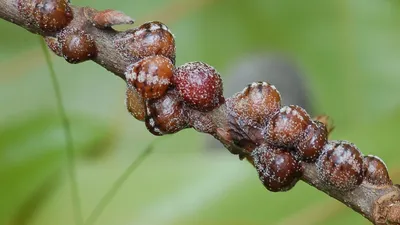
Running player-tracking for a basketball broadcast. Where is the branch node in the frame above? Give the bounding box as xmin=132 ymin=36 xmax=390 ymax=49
xmin=90 ymin=9 xmax=134 ymax=29
xmin=373 ymin=189 xmax=400 ymax=224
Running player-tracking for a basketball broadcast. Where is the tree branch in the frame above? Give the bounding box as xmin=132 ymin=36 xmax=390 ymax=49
xmin=0 ymin=0 xmax=132 ymax=78
xmin=1 ymin=1 xmax=399 ymax=224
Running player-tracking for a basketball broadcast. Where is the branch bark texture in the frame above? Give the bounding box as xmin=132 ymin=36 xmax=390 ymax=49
xmin=1 ymin=1 xmax=399 ymax=224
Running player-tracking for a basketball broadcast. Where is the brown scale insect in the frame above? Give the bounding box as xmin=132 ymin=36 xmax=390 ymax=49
xmin=125 ymin=55 xmax=174 ymax=99
xmin=228 ymin=81 xmax=281 ymax=127
xmin=317 ymin=140 xmax=364 ymax=191
xmin=173 ymin=62 xmax=224 ymax=112
xmin=363 ymin=155 xmax=392 ymax=186
xmin=295 ymin=120 xmax=328 ymax=162
xmin=125 ymin=87 xmax=146 ymax=121
xmin=253 ymin=145 xmax=303 ymax=192
xmin=218 ymin=82 xmax=281 ymax=156
xmin=18 ymin=0 xmax=73 ymax=33
xmin=58 ymin=29 xmax=97 ymax=63
xmin=266 ymin=105 xmax=311 ymax=147
xmin=144 ymin=91 xmax=188 ymax=136
xmin=116 ymin=21 xmax=176 ymax=63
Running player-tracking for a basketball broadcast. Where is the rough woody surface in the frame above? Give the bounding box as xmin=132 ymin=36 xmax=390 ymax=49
xmin=1 ymin=0 xmax=400 ymax=224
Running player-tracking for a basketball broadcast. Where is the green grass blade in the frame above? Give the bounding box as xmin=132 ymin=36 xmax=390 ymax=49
xmin=39 ymin=38 xmax=84 ymax=225
xmin=84 ymin=140 xmax=157 ymax=225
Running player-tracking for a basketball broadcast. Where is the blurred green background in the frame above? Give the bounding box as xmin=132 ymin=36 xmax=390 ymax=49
xmin=1 ymin=0 xmax=400 ymax=224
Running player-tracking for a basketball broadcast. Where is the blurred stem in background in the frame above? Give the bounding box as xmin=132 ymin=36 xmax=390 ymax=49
xmin=39 ymin=39 xmax=84 ymax=225
xmin=84 ymin=141 xmax=156 ymax=225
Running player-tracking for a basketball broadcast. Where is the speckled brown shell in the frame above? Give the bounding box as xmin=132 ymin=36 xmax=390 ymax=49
xmin=125 ymin=87 xmax=146 ymax=121
xmin=144 ymin=91 xmax=188 ymax=136
xmin=18 ymin=0 xmax=73 ymax=33
xmin=266 ymin=105 xmax=311 ymax=147
xmin=317 ymin=140 xmax=364 ymax=191
xmin=58 ymin=30 xmax=97 ymax=63
xmin=125 ymin=55 xmax=174 ymax=99
xmin=116 ymin=21 xmax=175 ymax=63
xmin=228 ymin=82 xmax=281 ymax=127
xmin=173 ymin=62 xmax=224 ymax=112
xmin=296 ymin=121 xmax=328 ymax=162
xmin=363 ymin=155 xmax=392 ymax=186
xmin=253 ymin=145 xmax=303 ymax=192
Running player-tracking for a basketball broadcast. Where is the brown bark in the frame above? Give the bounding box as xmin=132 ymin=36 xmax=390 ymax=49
xmin=1 ymin=1 xmax=399 ymax=224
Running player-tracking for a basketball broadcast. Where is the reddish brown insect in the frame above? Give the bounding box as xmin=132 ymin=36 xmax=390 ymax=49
xmin=173 ymin=62 xmax=224 ymax=112
xmin=266 ymin=105 xmax=311 ymax=147
xmin=58 ymin=29 xmax=97 ymax=63
xmin=228 ymin=82 xmax=281 ymax=127
xmin=253 ymin=145 xmax=303 ymax=192
xmin=296 ymin=121 xmax=328 ymax=162
xmin=317 ymin=140 xmax=364 ymax=191
xmin=125 ymin=55 xmax=174 ymax=99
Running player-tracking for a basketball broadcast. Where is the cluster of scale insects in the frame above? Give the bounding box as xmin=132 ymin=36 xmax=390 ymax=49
xmin=21 ymin=0 xmax=393 ymax=193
